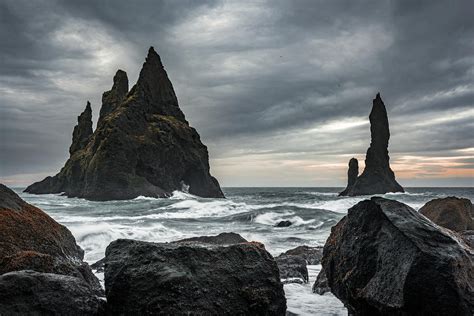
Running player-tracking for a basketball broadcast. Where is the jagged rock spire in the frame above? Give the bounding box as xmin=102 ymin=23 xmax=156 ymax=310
xmin=340 ymin=94 xmax=403 ymax=196
xmin=98 ymin=69 xmax=129 ymax=125
xmin=25 ymin=46 xmax=223 ymax=200
xmin=340 ymin=158 xmax=359 ymax=196
xmin=69 ymin=102 xmax=93 ymax=155
xmin=132 ymin=47 xmax=185 ymax=121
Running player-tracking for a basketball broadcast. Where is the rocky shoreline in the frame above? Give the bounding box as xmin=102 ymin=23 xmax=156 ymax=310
xmin=1 ymin=184 xmax=473 ymax=315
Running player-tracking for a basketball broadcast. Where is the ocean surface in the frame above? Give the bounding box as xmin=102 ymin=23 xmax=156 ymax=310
xmin=14 ymin=187 xmax=474 ymax=315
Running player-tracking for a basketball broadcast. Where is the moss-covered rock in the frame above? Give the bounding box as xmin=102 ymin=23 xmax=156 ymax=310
xmin=25 ymin=47 xmax=224 ymax=200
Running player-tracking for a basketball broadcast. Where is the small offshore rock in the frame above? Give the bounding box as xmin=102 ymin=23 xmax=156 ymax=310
xmin=275 ymin=220 xmax=293 ymax=227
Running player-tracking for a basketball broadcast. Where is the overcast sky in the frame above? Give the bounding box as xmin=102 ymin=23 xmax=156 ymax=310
xmin=1 ymin=0 xmax=473 ymax=187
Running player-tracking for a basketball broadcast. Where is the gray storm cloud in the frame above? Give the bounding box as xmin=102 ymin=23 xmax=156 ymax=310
xmin=0 ymin=0 xmax=473 ymax=186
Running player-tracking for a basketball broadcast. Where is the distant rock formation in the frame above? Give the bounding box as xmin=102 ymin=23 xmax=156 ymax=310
xmin=25 ymin=47 xmax=224 ymax=200
xmin=339 ymin=158 xmax=358 ymax=196
xmin=319 ymin=197 xmax=473 ymax=315
xmin=340 ymin=93 xmax=404 ymax=196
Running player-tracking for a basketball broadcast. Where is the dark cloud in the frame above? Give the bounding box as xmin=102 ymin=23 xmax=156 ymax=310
xmin=0 ymin=0 xmax=472 ymax=186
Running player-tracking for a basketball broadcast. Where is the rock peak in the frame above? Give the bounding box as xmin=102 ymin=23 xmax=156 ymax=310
xmin=69 ymin=102 xmax=93 ymax=155
xmin=340 ymin=94 xmax=403 ymax=196
xmin=134 ymin=47 xmax=185 ymax=121
xmin=98 ymin=70 xmax=129 ymax=125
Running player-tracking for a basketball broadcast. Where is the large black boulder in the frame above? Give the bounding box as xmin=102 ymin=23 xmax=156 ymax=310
xmin=320 ymin=197 xmax=473 ymax=315
xmin=0 ymin=270 xmax=105 ymax=315
xmin=104 ymin=238 xmax=286 ymax=315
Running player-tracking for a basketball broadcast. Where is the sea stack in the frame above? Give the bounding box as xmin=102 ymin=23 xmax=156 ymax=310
xmin=25 ymin=47 xmax=224 ymax=200
xmin=339 ymin=93 xmax=404 ymax=196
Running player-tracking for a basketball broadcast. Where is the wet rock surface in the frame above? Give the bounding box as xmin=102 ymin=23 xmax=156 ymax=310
xmin=0 ymin=184 xmax=101 ymax=295
xmin=320 ymin=197 xmax=473 ymax=315
xmin=176 ymin=232 xmax=248 ymax=245
xmin=0 ymin=270 xmax=105 ymax=315
xmin=275 ymin=254 xmax=308 ymax=284
xmin=312 ymin=267 xmax=330 ymax=295
xmin=25 ymin=47 xmax=224 ymax=200
xmin=275 ymin=220 xmax=293 ymax=227
xmin=104 ymin=238 xmax=286 ymax=315
xmin=280 ymin=245 xmax=323 ymax=265
xmin=419 ymin=196 xmax=474 ymax=232
xmin=340 ymin=94 xmax=404 ymax=196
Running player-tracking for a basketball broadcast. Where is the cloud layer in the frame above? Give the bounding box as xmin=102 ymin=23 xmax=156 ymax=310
xmin=1 ymin=0 xmax=473 ymax=186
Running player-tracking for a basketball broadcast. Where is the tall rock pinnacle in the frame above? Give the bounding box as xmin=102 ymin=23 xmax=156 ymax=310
xmin=98 ymin=69 xmax=128 ymax=125
xmin=25 ymin=47 xmax=224 ymax=200
xmin=69 ymin=101 xmax=93 ymax=155
xmin=340 ymin=93 xmax=404 ymax=196
xmin=132 ymin=47 xmax=185 ymax=121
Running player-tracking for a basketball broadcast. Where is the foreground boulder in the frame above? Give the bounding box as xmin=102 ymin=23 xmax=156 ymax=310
xmin=91 ymin=232 xmax=249 ymax=273
xmin=104 ymin=238 xmax=286 ymax=315
xmin=0 ymin=184 xmax=101 ymax=294
xmin=320 ymin=197 xmax=473 ymax=315
xmin=0 ymin=270 xmax=105 ymax=315
xmin=340 ymin=94 xmax=404 ymax=196
xmin=419 ymin=196 xmax=474 ymax=232
xmin=25 ymin=47 xmax=224 ymax=200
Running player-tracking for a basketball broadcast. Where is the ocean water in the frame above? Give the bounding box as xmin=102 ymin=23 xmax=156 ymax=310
xmin=14 ymin=187 xmax=474 ymax=315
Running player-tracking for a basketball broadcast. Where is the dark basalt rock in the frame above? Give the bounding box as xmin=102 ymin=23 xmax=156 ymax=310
xmin=104 ymin=238 xmax=286 ymax=315
xmin=280 ymin=245 xmax=323 ymax=265
xmin=98 ymin=69 xmax=128 ymax=126
xmin=419 ymin=196 xmax=474 ymax=232
xmin=0 ymin=270 xmax=105 ymax=315
xmin=25 ymin=47 xmax=224 ymax=200
xmin=275 ymin=254 xmax=308 ymax=284
xmin=312 ymin=267 xmax=330 ymax=295
xmin=320 ymin=197 xmax=473 ymax=315
xmin=69 ymin=101 xmax=93 ymax=155
xmin=339 ymin=158 xmax=358 ymax=196
xmin=340 ymin=94 xmax=404 ymax=196
xmin=0 ymin=184 xmax=102 ymax=295
xmin=176 ymin=232 xmax=248 ymax=245
xmin=275 ymin=220 xmax=293 ymax=227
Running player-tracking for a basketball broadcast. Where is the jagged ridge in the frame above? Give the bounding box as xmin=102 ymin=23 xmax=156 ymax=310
xmin=25 ymin=47 xmax=224 ymax=200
